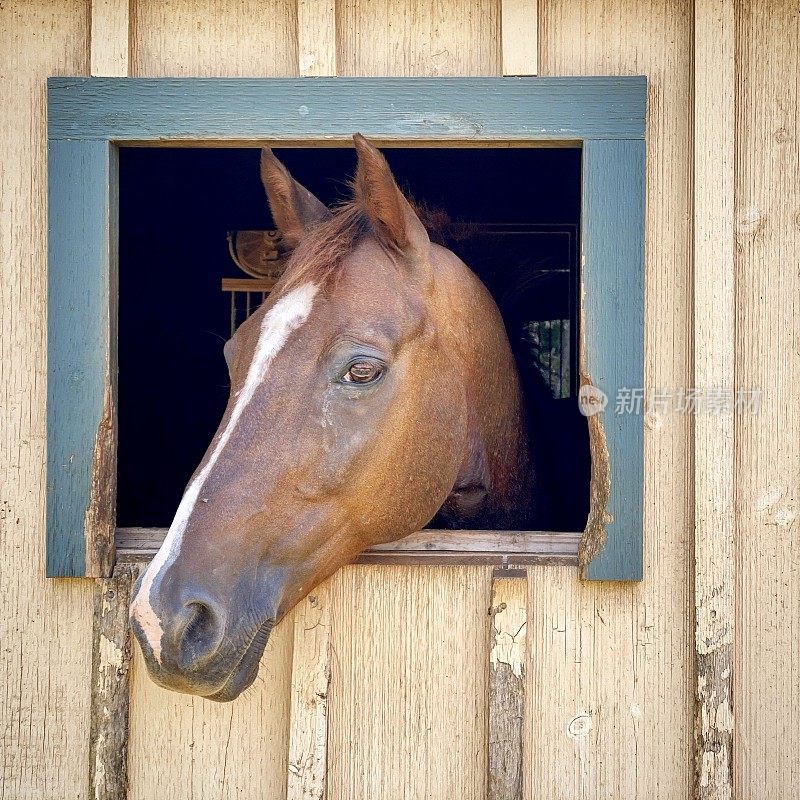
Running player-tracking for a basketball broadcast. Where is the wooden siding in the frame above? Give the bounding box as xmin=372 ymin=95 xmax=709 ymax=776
xmin=531 ymin=1 xmax=694 ymax=796
xmin=2 ymin=2 xmax=800 ymax=800
xmin=735 ymin=0 xmax=800 ymax=796
xmin=0 ymin=1 xmax=95 ymax=796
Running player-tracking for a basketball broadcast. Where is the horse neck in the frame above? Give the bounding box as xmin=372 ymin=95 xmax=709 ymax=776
xmin=432 ymin=247 xmax=535 ymax=527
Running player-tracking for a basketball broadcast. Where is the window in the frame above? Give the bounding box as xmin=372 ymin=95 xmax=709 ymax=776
xmin=46 ymin=77 xmax=645 ymax=580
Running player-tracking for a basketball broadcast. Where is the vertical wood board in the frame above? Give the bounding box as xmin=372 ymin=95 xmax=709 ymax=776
xmin=533 ymin=2 xmax=693 ymax=795
xmin=488 ymin=573 xmax=527 ymax=800
xmin=89 ymin=563 xmax=138 ymax=800
xmin=336 ymin=0 xmax=501 ymax=77
xmin=501 ymin=0 xmax=539 ymax=75
xmin=0 ymin=2 xmax=96 ymax=797
xmin=297 ymin=0 xmax=337 ymax=76
xmin=129 ymin=0 xmax=299 ymax=78
xmin=693 ymin=2 xmax=736 ymax=798
xmin=91 ymin=0 xmax=130 ymax=77
xmin=287 ymin=587 xmax=332 ymax=800
xmin=735 ymin=1 xmax=800 ymax=797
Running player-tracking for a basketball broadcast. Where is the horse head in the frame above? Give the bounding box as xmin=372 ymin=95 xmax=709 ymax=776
xmin=130 ymin=135 xmax=533 ymax=700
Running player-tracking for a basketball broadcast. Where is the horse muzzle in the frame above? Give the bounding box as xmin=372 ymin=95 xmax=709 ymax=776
xmin=130 ymin=572 xmax=279 ymax=701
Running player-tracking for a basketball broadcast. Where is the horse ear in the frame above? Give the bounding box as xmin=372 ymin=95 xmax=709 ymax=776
xmin=260 ymin=148 xmax=329 ymax=249
xmin=352 ymin=134 xmax=429 ymax=260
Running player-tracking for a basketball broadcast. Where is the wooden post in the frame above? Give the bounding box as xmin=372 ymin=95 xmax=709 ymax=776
xmin=501 ymin=0 xmax=538 ymax=76
xmin=487 ymin=569 xmax=527 ymax=800
xmin=693 ymin=2 xmax=735 ymax=799
xmin=91 ymin=0 xmax=129 ymax=77
xmin=297 ymin=0 xmax=337 ymax=77
xmin=89 ymin=563 xmax=138 ymax=800
xmin=287 ymin=589 xmax=332 ymax=800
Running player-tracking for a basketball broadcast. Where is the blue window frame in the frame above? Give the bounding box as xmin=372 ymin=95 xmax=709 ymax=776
xmin=46 ymin=77 xmax=645 ymax=580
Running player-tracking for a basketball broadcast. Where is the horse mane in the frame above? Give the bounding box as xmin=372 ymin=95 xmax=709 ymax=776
xmin=281 ymin=197 xmax=455 ymax=292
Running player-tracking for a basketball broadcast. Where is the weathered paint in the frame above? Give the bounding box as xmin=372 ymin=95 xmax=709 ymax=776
xmin=580 ymin=139 xmax=646 ymax=581
xmin=46 ymin=138 xmax=114 ymax=577
xmin=47 ymin=77 xmax=646 ymax=142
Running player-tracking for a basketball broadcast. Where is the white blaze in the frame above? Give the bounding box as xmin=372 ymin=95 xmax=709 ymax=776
xmin=130 ymin=283 xmax=318 ymax=663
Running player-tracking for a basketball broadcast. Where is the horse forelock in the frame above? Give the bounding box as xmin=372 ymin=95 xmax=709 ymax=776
xmin=280 ymin=198 xmax=451 ymax=293
xmin=281 ymin=202 xmax=371 ymax=292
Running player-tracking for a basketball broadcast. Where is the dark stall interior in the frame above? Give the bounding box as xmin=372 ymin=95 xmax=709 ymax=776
xmin=117 ymin=146 xmax=590 ymax=531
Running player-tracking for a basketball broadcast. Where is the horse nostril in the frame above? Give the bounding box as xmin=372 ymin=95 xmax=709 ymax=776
xmin=175 ymin=597 xmax=224 ymax=672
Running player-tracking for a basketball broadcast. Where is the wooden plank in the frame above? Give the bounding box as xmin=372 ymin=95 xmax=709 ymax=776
xmin=89 ymin=563 xmax=138 ymax=800
xmin=221 ymin=277 xmax=277 ymax=292
xmin=128 ymin=613 xmax=295 ymax=799
xmin=336 ymin=0 xmax=500 ymax=77
xmin=47 ymin=139 xmax=116 ymax=577
xmin=129 ymin=0 xmax=298 ymax=79
xmin=488 ymin=571 xmax=527 ymax=800
xmin=693 ymin=2 xmax=735 ymax=799
xmin=115 ymin=527 xmax=581 ymax=565
xmin=533 ymin=1 xmax=693 ymax=795
xmin=47 ymin=77 xmax=647 ymax=142
xmin=735 ymin=2 xmax=800 ymax=798
xmin=91 ymin=0 xmax=130 ymax=77
xmin=287 ymin=586 xmax=332 ymax=800
xmin=501 ymin=0 xmax=538 ymax=76
xmin=297 ymin=0 xmax=337 ymax=77
xmin=580 ymin=139 xmax=646 ymax=581
xmin=0 ymin=3 xmax=95 ymax=795
xmin=327 ymin=565 xmax=492 ymax=799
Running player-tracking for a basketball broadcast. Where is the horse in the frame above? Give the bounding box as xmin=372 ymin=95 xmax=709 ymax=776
xmin=129 ymin=134 xmax=544 ymax=701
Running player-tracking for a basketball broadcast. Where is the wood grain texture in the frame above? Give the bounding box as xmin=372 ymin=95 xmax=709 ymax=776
xmin=129 ymin=0 xmax=298 ymax=77
xmin=0 ymin=1 xmax=95 ymax=797
xmin=298 ymin=0 xmax=337 ymax=76
xmin=580 ymin=139 xmax=645 ymax=581
xmin=336 ymin=0 xmax=501 ymax=77
xmin=116 ymin=527 xmax=581 ymax=565
xmin=127 ymin=614 xmax=295 ymax=799
xmin=693 ymin=2 xmax=735 ymax=798
xmin=46 ymin=139 xmax=115 ymax=577
xmin=488 ymin=574 xmax=527 ymax=800
xmin=47 ymin=76 xmax=648 ymax=143
xmin=501 ymin=0 xmax=538 ymax=76
xmin=532 ymin=0 xmax=694 ymax=794
xmin=287 ymin=586 xmax=332 ymax=800
xmin=735 ymin=1 xmax=800 ymax=797
xmin=91 ymin=0 xmax=129 ymax=76
xmin=89 ymin=563 xmax=138 ymax=800
xmin=326 ymin=565 xmax=492 ymax=800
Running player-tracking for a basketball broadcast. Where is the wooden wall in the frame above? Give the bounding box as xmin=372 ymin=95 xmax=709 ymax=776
xmin=0 ymin=3 xmax=96 ymax=796
xmin=735 ymin=1 xmax=800 ymax=796
xmin=0 ymin=1 xmax=798 ymax=798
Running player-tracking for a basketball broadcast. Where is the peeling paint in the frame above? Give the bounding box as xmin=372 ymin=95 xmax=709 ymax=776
xmin=84 ymin=379 xmax=116 ymax=577
xmin=489 ymin=599 xmax=526 ymax=680
xmin=577 ymin=372 xmax=612 ymax=574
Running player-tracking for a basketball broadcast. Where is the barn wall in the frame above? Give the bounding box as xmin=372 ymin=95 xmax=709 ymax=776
xmin=2 ymin=1 xmax=799 ymax=798
xmin=529 ymin=2 xmax=694 ymax=796
xmin=0 ymin=3 xmax=95 ymax=798
xmin=735 ymin=1 xmax=800 ymax=795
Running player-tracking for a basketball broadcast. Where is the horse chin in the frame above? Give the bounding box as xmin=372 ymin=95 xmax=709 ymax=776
xmin=203 ymin=618 xmax=275 ymax=702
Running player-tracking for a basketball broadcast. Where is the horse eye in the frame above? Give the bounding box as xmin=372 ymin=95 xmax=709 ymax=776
xmin=342 ymin=361 xmax=382 ymax=384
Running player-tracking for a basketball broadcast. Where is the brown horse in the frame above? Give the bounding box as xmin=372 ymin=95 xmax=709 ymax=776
xmin=129 ymin=135 xmax=540 ymax=700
